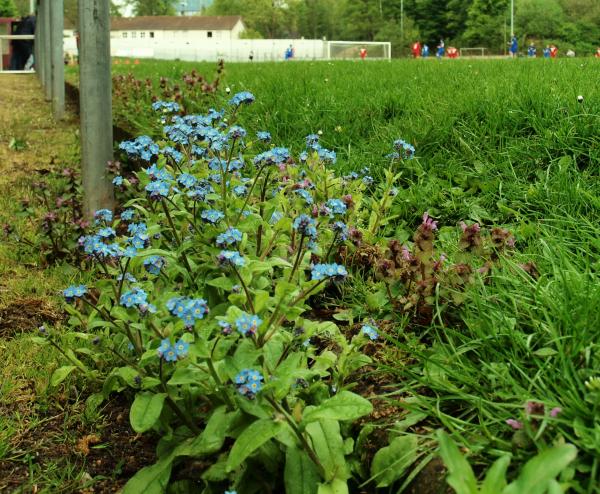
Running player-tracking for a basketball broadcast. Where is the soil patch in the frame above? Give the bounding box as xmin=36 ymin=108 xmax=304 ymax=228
xmin=0 ymin=395 xmax=156 ymax=493
xmin=0 ymin=297 xmax=63 ymax=338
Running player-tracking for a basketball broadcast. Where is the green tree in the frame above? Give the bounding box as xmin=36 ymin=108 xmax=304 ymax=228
xmin=125 ymin=0 xmax=176 ymax=16
xmin=13 ymin=0 xmax=32 ymax=15
xmin=290 ymin=0 xmax=347 ymax=40
xmin=516 ymin=0 xmax=565 ymax=39
xmin=463 ymin=0 xmax=506 ymax=50
xmin=339 ymin=0 xmax=382 ymax=40
xmin=375 ymin=17 xmax=420 ymax=57
xmin=0 ymin=0 xmax=18 ymax=17
xmin=405 ymin=0 xmax=463 ymax=47
xmin=207 ymin=0 xmax=294 ymax=38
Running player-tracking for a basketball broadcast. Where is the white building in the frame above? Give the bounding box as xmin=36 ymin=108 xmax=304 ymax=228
xmin=110 ymin=15 xmax=245 ymax=43
xmin=64 ymin=16 xmax=245 ymax=57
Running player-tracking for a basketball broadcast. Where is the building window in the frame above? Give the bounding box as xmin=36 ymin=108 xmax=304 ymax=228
xmin=207 ymin=31 xmax=213 ymax=38
xmin=150 ymin=32 xmax=155 ymax=38
xmin=140 ymin=32 xmax=145 ymax=38
xmin=122 ymin=32 xmax=127 ymax=38
xmin=131 ymin=31 xmax=137 ymax=38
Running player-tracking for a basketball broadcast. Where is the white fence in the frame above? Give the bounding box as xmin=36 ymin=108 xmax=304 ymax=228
xmin=63 ymin=37 xmax=390 ymax=62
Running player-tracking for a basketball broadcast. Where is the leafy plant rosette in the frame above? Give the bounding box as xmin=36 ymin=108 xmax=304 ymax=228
xmin=51 ymin=93 xmax=424 ymax=493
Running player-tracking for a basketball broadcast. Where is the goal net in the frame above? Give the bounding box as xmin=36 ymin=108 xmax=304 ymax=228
xmin=327 ymin=41 xmax=391 ymax=60
xmin=459 ymin=47 xmax=487 ymax=57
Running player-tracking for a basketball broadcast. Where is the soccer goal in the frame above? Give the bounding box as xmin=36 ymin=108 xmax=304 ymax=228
xmin=459 ymin=47 xmax=487 ymax=57
xmin=326 ymin=41 xmax=392 ymax=60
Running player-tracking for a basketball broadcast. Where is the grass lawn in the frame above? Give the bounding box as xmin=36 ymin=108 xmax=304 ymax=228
xmin=12 ymin=58 xmax=600 ymax=491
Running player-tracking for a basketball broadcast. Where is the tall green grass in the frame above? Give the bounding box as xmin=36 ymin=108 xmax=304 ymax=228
xmin=67 ymin=58 xmax=600 ymax=490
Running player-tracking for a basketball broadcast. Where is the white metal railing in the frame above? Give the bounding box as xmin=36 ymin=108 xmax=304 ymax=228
xmin=0 ymin=35 xmax=35 ymax=73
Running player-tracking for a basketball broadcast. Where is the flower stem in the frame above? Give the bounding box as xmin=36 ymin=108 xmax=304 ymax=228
xmin=232 ymin=266 xmax=255 ymax=313
xmin=288 ymin=234 xmax=306 ymax=282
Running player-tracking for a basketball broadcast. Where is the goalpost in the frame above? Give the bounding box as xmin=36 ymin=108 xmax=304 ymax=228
xmin=459 ymin=47 xmax=487 ymax=58
xmin=326 ymin=41 xmax=392 ymax=60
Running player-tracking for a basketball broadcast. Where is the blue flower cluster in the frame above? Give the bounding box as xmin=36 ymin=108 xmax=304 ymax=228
xmin=187 ymin=180 xmax=214 ymax=201
xmin=80 ymin=234 xmax=122 ymax=258
xmin=306 ymin=133 xmax=320 ymax=149
xmin=145 ymin=179 xmax=171 ymax=199
xmin=98 ymin=227 xmax=116 ymax=238
xmin=63 ymin=284 xmax=87 ymax=302
xmin=143 ymin=255 xmax=166 ymax=275
xmin=392 ymin=138 xmax=416 ymax=160
xmin=119 ymin=136 xmax=159 ymax=161
xmin=295 ymin=189 xmax=313 ymax=205
xmin=256 ymin=131 xmax=271 ymax=142
xmin=152 ymin=101 xmax=180 ymax=113
xmin=157 ymin=338 xmax=189 ymax=362
xmin=269 ymin=211 xmax=284 ymax=224
xmin=127 ymin=222 xmax=149 ymax=251
xmin=94 ymin=209 xmax=113 ymax=224
xmin=177 ymin=173 xmax=197 ymax=189
xmin=218 ymin=250 xmax=245 ymax=268
xmin=167 ymin=297 xmax=209 ymax=327
xmin=332 ymin=221 xmax=349 ymax=241
xmin=216 ymin=227 xmax=243 ymax=247
xmin=325 ymin=198 xmax=347 ymax=217
xmin=161 ymin=146 xmax=183 ymax=163
xmin=201 ymin=209 xmax=224 ymax=224
xmin=121 ymin=209 xmax=135 ymax=221
xmin=229 ymin=91 xmax=255 ymax=107
xmin=112 ymin=176 xmax=123 ymax=186
xmin=311 ymin=263 xmax=348 ymax=281
xmin=227 ymin=125 xmax=247 ymax=140
xmin=234 ymin=369 xmax=264 ymax=398
xmin=209 ymin=157 xmax=244 ymax=173
xmin=361 ymin=324 xmax=379 ymax=340
xmin=253 ymin=147 xmax=291 ymax=167
xmin=293 ymin=214 xmax=317 ymax=239
xmin=235 ymin=313 xmax=262 ymax=337
xmin=145 ymin=164 xmax=173 ymax=182
xmin=120 ymin=287 xmax=149 ymax=308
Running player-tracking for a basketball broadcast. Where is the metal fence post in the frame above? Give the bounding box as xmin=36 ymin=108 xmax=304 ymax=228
xmin=78 ymin=0 xmax=114 ymax=217
xmin=35 ymin=0 xmax=43 ymax=83
xmin=50 ymin=0 xmax=64 ymax=119
xmin=42 ymin=0 xmax=51 ymax=100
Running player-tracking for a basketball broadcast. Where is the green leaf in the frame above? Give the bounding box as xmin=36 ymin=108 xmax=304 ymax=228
xmin=284 ymin=446 xmax=320 ymax=494
xmin=202 ymin=458 xmax=229 ymax=481
xmin=29 ymin=336 xmax=50 ymax=345
xmin=186 ymin=406 xmax=231 ymax=455
xmin=50 ymin=365 xmax=77 ymax=387
xmin=306 ymin=419 xmax=349 ymax=481
xmin=437 ymin=430 xmax=478 ymax=494
xmin=302 ymin=391 xmax=373 ymax=424
xmin=207 ymin=276 xmax=235 ymax=291
xmin=84 ymin=392 xmax=105 ymax=420
xmin=481 ymin=455 xmax=510 ymax=494
xmin=122 ymin=457 xmax=172 ymax=494
xmin=503 ymin=444 xmax=577 ymax=494
xmin=533 ymin=347 xmax=557 ymax=357
xmin=130 ymin=392 xmax=167 ymax=433
xmin=370 ymin=435 xmax=418 ymax=487
xmin=167 ymin=366 xmax=205 ymax=386
xmin=254 ymin=290 xmax=271 ymax=313
xmin=226 ymin=418 xmax=284 ymax=471
xmin=115 ymin=366 xmax=141 ymax=387
xmin=317 ymin=478 xmax=349 ymax=494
